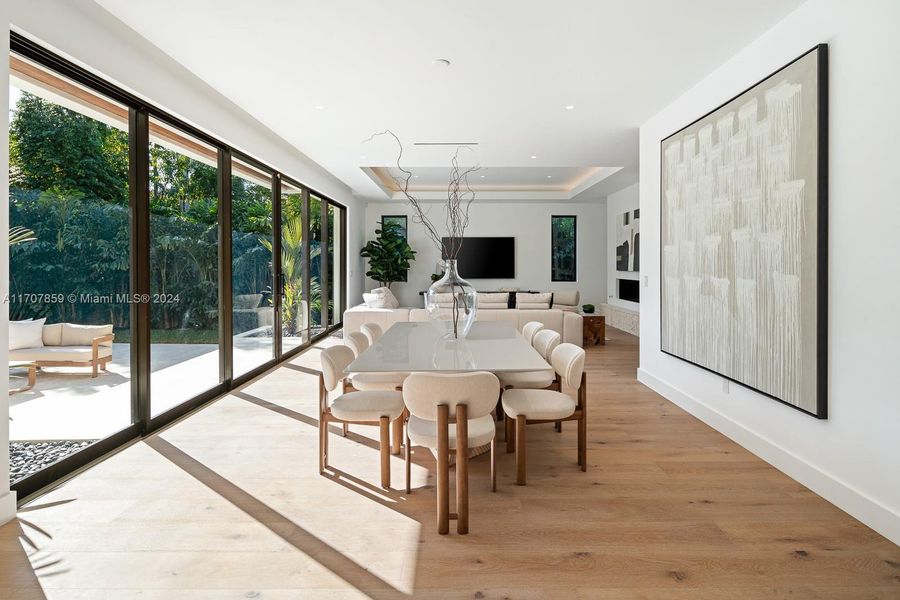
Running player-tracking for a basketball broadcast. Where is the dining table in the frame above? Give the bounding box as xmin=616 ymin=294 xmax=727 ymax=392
xmin=346 ymin=320 xmax=552 ymax=375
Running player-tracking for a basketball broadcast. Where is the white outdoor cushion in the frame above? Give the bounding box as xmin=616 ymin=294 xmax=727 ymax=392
xmin=42 ymin=323 xmax=63 ymax=346
xmin=553 ymin=291 xmax=580 ymax=307
xmin=9 ymin=318 xmax=46 ymax=351
xmin=350 ymin=371 xmax=409 ymax=391
xmin=330 ymin=391 xmax=404 ymax=422
xmin=60 ymin=323 xmax=113 ymax=346
xmin=502 ymin=388 xmax=576 ymax=420
xmin=516 ymin=292 xmax=552 ymax=309
xmin=10 ymin=345 xmax=113 ymax=362
xmin=498 ymin=370 xmax=555 ymax=390
xmin=407 ymin=414 xmax=496 ymax=450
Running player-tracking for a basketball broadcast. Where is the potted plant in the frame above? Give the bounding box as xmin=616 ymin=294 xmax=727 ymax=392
xmin=582 ymin=303 xmax=595 ymax=314
xmin=360 ymin=220 xmax=416 ymax=289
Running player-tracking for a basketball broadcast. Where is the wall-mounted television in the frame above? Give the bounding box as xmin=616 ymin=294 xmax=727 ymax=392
xmin=442 ymin=237 xmax=515 ymax=279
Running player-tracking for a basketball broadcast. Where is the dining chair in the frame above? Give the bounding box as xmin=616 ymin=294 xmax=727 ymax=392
xmin=318 ymin=345 xmax=405 ymax=488
xmin=403 ymin=371 xmax=500 ymax=535
xmin=501 ymin=343 xmax=587 ymax=485
xmin=521 ymin=321 xmax=544 ymax=345
xmin=343 ymin=328 xmax=407 ymax=452
xmin=360 ymin=322 xmax=383 ymax=345
xmin=497 ymin=329 xmax=561 ymax=392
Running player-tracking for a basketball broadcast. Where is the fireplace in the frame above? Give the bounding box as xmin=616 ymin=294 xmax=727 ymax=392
xmin=618 ymin=279 xmax=640 ymax=303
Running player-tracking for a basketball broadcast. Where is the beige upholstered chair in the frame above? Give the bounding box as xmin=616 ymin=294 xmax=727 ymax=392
xmin=501 ymin=343 xmax=587 ymax=485
xmin=342 ymin=328 xmax=407 ymax=450
xmin=521 ymin=321 xmax=544 ymax=345
xmin=403 ymin=371 xmax=500 ymax=535
xmin=497 ymin=329 xmax=561 ymax=391
xmin=319 ymin=345 xmax=405 ymax=488
xmin=360 ymin=322 xmax=383 ymax=345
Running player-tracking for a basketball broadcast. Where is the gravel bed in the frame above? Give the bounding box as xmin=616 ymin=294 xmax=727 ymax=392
xmin=10 ymin=440 xmax=96 ymax=482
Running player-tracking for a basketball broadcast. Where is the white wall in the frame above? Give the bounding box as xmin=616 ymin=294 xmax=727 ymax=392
xmin=363 ymin=201 xmax=606 ymax=309
xmin=639 ymin=0 xmax=900 ymax=545
xmin=606 ymin=183 xmax=640 ymax=310
xmin=7 ymin=0 xmax=366 ymax=307
xmin=0 ymin=1 xmax=16 ymax=524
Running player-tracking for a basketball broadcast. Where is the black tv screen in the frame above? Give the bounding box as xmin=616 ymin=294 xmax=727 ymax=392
xmin=442 ymin=237 xmax=515 ymax=279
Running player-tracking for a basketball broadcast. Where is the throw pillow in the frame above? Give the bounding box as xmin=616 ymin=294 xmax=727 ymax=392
xmin=10 ymin=317 xmax=46 ymax=351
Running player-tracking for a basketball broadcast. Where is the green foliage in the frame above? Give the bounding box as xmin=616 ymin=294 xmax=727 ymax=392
xmin=10 ymin=92 xmax=128 ymax=203
xmin=581 ymin=304 xmax=595 ymax=314
xmin=360 ymin=220 xmax=416 ymax=288
xmin=9 ymin=225 xmax=36 ymax=246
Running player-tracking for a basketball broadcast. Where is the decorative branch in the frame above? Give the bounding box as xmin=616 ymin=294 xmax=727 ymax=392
xmin=364 ymin=130 xmax=479 ymax=261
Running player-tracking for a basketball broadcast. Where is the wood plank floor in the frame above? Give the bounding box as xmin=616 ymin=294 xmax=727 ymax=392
xmin=1 ymin=328 xmax=898 ymax=599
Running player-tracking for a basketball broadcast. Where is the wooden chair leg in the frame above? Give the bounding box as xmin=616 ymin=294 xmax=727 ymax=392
xmin=405 ymin=422 xmax=411 ymax=494
xmin=456 ymin=404 xmax=469 ymax=535
xmin=490 ymin=437 xmax=497 ymax=492
xmin=91 ymin=361 xmax=98 ymax=378
xmin=391 ymin=414 xmax=402 ymax=455
xmin=319 ymin=414 xmax=328 ymax=474
xmin=437 ymin=405 xmax=450 ymax=535
xmin=342 ymin=423 xmax=349 ymax=437
xmin=579 ymin=415 xmax=587 ymax=472
xmin=379 ymin=416 xmax=391 ymax=488
xmin=515 ymin=415 xmax=527 ymax=486
xmin=505 ymin=416 xmax=515 ymax=453
xmin=556 ymin=421 xmax=562 ymax=433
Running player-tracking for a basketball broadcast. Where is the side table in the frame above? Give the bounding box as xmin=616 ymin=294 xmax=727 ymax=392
xmin=581 ymin=314 xmax=606 ymax=346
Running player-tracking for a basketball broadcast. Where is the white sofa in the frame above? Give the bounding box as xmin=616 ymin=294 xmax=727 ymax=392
xmin=10 ymin=322 xmax=115 ymax=377
xmin=344 ymin=305 xmax=583 ymax=347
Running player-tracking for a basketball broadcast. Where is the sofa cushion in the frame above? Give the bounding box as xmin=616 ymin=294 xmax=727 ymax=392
xmin=516 ymin=292 xmax=552 ymax=309
xmin=477 ymin=292 xmax=509 ymax=310
xmin=10 ymin=318 xmax=46 ymax=351
xmin=42 ymin=322 xmax=63 ymax=346
xmin=363 ymin=287 xmax=400 ymax=309
xmin=10 ymin=345 xmax=113 ymax=362
xmin=343 ymin=305 xmax=411 ymax=334
xmin=60 ymin=323 xmax=114 ymax=347
xmin=552 ymin=290 xmax=580 ymax=307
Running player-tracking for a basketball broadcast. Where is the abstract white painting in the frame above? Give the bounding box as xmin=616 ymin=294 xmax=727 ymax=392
xmin=660 ymin=45 xmax=827 ymax=418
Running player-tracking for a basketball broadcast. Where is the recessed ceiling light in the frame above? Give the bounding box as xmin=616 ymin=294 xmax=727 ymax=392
xmin=480 ymin=175 xmax=485 ymax=178
xmin=413 ymin=175 xmax=419 ymax=178
xmin=547 ymin=175 xmax=553 ymax=179
xmin=432 ymin=58 xmax=451 ymax=68
xmin=360 ymin=155 xmax=367 ymax=159
xmin=565 ymin=105 xmax=575 ymax=110
xmin=531 ymin=155 xmax=537 ymax=159
xmin=315 ymin=105 xmax=325 ymax=110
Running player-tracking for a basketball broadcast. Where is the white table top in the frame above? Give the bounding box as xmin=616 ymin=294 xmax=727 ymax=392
xmin=347 ymin=321 xmax=552 ymax=374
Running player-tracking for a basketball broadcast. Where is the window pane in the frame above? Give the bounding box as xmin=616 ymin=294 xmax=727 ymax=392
xmin=281 ymin=180 xmax=307 ymax=351
xmin=551 ymin=216 xmax=577 ymax=282
xmin=309 ymin=195 xmax=325 ymax=336
xmin=8 ymin=55 xmax=132 ymax=481
xmin=232 ymin=157 xmax=275 ymax=376
xmin=149 ymin=118 xmax=221 ymax=416
xmin=329 ymin=204 xmax=343 ymax=322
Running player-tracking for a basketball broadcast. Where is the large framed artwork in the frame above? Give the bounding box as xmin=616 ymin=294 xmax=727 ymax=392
xmin=616 ymin=209 xmax=640 ymax=272
xmin=660 ymin=44 xmax=828 ymax=418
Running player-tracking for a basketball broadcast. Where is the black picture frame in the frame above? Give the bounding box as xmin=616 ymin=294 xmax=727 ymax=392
xmin=659 ymin=44 xmax=828 ymax=419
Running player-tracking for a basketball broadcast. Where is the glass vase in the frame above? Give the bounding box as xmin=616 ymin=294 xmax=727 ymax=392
xmin=425 ymin=259 xmax=478 ymax=339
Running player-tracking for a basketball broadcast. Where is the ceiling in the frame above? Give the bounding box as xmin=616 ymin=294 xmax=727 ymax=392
xmin=96 ymin=0 xmax=805 ymax=202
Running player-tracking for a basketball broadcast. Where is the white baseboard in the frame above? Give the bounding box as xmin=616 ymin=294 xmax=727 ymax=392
xmin=637 ymin=368 xmax=900 ymax=547
xmin=0 ymin=490 xmax=16 ymax=525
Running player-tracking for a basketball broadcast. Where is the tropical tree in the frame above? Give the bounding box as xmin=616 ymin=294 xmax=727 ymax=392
xmin=260 ymin=214 xmax=320 ymax=335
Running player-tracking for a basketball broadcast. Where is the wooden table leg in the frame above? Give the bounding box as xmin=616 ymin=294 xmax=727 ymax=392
xmin=599 ymin=317 xmax=606 ymax=346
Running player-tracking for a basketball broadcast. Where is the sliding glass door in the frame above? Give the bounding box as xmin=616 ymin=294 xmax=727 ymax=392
xmin=8 ymin=33 xmax=349 ymax=500
xmin=231 ymin=156 xmax=275 ymax=378
xmin=148 ymin=118 xmax=222 ymax=416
